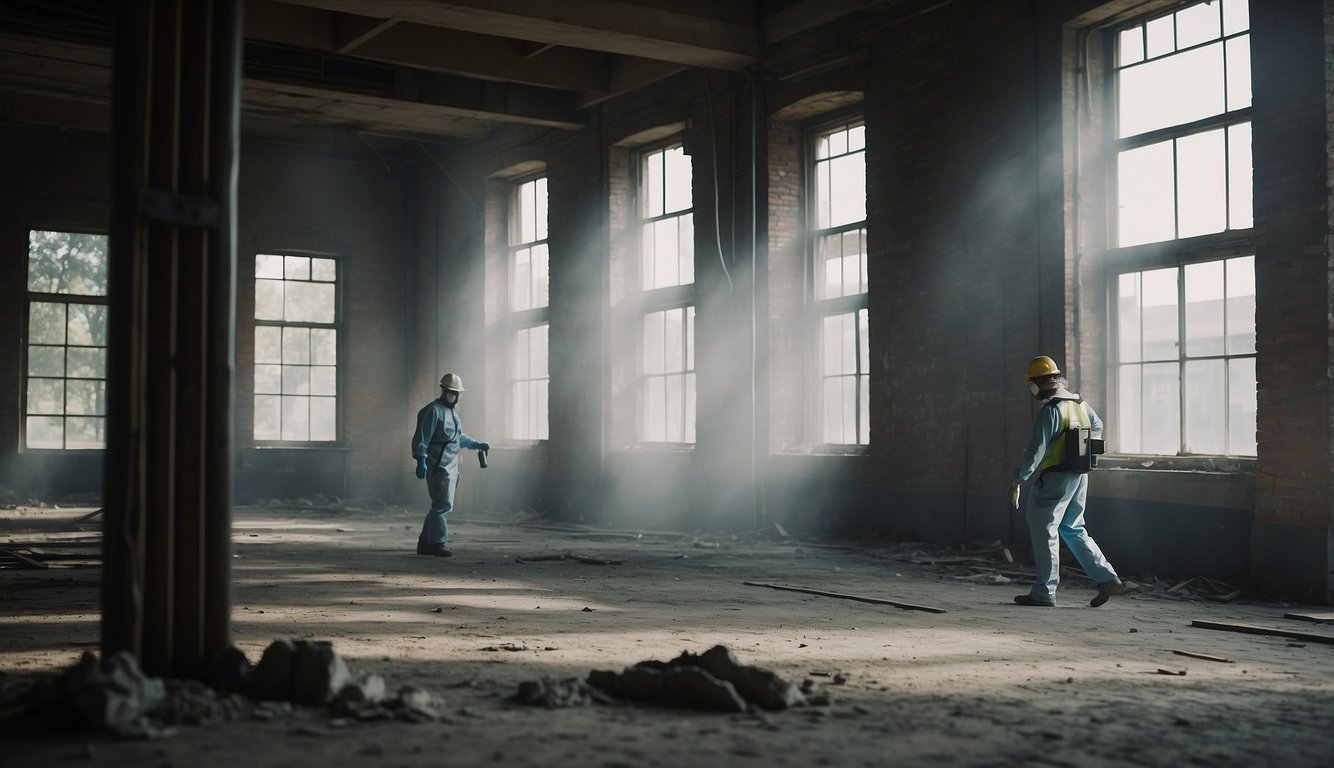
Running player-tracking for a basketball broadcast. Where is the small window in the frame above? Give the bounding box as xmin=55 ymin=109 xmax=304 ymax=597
xmin=253 ymin=253 xmax=339 ymax=442
xmin=24 ymin=230 xmax=109 ymax=449
xmin=810 ymin=120 xmax=868 ymax=446
xmin=508 ymin=175 xmax=550 ymax=440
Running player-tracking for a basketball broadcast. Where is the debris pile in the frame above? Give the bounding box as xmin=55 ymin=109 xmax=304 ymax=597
xmin=516 ymin=645 xmax=804 ymax=713
xmin=0 ymin=638 xmax=439 ymax=738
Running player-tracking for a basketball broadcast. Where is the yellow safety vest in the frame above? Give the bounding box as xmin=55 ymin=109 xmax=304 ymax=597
xmin=1037 ymin=399 xmax=1091 ymax=471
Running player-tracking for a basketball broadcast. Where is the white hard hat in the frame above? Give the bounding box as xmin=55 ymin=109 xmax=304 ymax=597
xmin=439 ymin=373 xmax=465 ymax=392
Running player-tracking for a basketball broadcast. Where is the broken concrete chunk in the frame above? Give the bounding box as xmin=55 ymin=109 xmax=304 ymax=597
xmin=680 ymin=645 xmax=804 ymax=710
xmin=588 ymin=665 xmax=748 ymax=712
xmin=395 ymin=685 xmax=434 ymax=713
xmin=291 ymin=641 xmax=352 ymax=706
xmin=250 ymin=639 xmax=297 ymax=701
xmin=335 ymin=673 xmax=386 ymax=711
xmin=514 ymin=677 xmax=615 ymax=708
xmin=60 ymin=651 xmax=165 ymax=734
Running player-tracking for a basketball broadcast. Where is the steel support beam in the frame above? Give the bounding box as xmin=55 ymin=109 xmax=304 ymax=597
xmin=104 ymin=0 xmax=240 ymax=679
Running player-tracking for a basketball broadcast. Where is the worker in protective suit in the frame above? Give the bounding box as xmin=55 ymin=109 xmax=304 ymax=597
xmin=412 ymin=373 xmax=489 ymax=557
xmin=1010 ymin=356 xmax=1122 ymax=607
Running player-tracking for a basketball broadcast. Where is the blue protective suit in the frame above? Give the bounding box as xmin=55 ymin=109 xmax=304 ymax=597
xmin=1013 ymin=388 xmax=1118 ymax=602
xmin=412 ymin=398 xmax=483 ymax=547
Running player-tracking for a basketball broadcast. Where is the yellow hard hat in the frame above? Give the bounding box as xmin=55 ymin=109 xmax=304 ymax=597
xmin=1025 ymin=356 xmax=1061 ymax=380
xmin=439 ymin=373 xmax=466 ymax=392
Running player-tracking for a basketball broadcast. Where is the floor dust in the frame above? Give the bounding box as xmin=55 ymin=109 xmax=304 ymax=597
xmin=2 ymin=504 xmax=1332 ymax=767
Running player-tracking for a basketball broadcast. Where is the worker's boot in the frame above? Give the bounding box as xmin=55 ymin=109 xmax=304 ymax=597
xmin=1090 ymin=578 xmax=1123 ymax=607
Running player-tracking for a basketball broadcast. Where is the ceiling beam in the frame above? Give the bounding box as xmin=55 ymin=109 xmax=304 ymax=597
xmin=271 ymin=0 xmax=759 ymax=69
xmin=764 ymin=0 xmax=900 ymax=45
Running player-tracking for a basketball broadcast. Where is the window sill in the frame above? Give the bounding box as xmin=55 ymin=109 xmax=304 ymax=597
xmin=1098 ymin=454 xmax=1255 ymax=473
xmin=780 ymin=444 xmax=869 ymax=457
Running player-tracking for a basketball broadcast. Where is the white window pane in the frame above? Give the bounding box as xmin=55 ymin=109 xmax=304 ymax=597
xmin=532 ymin=324 xmax=549 ymax=377
xmin=1176 ymin=129 xmax=1227 ymax=238
xmin=536 ymin=379 xmax=549 ymax=440
xmin=284 ymin=255 xmax=309 ymax=281
xmin=677 ymin=215 xmax=694 ymax=286
xmin=284 ymin=281 xmax=335 ymax=323
xmin=645 ymin=376 xmax=666 ymax=441
xmin=1228 ymin=357 xmax=1256 ymax=455
xmin=255 ymin=326 xmax=281 ymax=364
xmin=26 ymin=416 xmax=64 ymax=449
xmin=827 ymin=153 xmax=866 ymax=228
xmin=1222 ymin=0 xmax=1249 ymax=36
xmin=1117 ymin=273 xmax=1143 ymax=363
xmin=665 ymin=374 xmax=683 ymax=442
xmin=281 ymin=395 xmax=309 ymax=441
xmin=663 ymin=146 xmax=692 ymax=214
xmin=255 ymin=279 xmax=284 ymax=321
xmin=841 ymin=234 xmax=861 ymax=297
xmin=848 ymin=125 xmax=865 ymax=152
xmin=1119 ymin=44 xmax=1225 ymax=138
xmin=1118 ymin=365 xmax=1143 ymax=453
xmin=532 ymin=243 xmax=550 ymax=308
xmin=1141 ymin=267 xmax=1179 ymax=360
xmin=535 ymin=177 xmax=549 ymax=241
xmin=858 ymin=309 xmax=869 ymax=373
xmin=65 ymin=416 xmax=105 ymax=449
xmin=818 ymin=234 xmax=842 ymax=299
xmin=29 ymin=302 xmax=66 ymax=344
xmin=822 ymin=315 xmax=842 ymax=376
xmin=823 ymin=378 xmax=845 ymax=444
xmin=65 ymin=378 xmax=104 ymax=413
xmin=1184 ymin=260 xmax=1225 ymax=357
xmin=654 ymin=218 xmax=680 ymax=288
xmin=840 ymin=312 xmax=856 ymax=374
xmin=283 ymin=327 xmax=311 ymax=364
xmin=515 ymin=328 xmax=531 ymax=379
xmin=1184 ymin=359 xmax=1225 ymax=454
xmin=28 ymin=379 xmax=64 ymax=414
xmin=512 ymin=381 xmax=529 ymax=439
xmin=1145 ymin=14 xmax=1174 ymax=58
xmin=1225 ymin=36 xmax=1251 ymax=111
xmin=1118 ymin=142 xmax=1176 ymax=246
xmin=685 ymin=307 xmax=695 ymax=371
xmin=1175 ymin=2 xmax=1219 ymax=49
xmin=644 ymin=151 xmax=664 ymax=217
xmin=858 ymin=373 xmax=870 ymax=445
xmin=1119 ymin=27 xmax=1144 ymax=66
xmin=309 ymin=397 xmax=337 ymax=441
xmin=1228 ymin=122 xmax=1253 ymax=229
xmin=28 ymin=346 xmax=64 ymax=377
xmin=518 ymin=180 xmax=538 ymax=243
xmin=644 ymin=311 xmax=665 ymax=374
xmin=253 ymin=395 xmax=281 ymax=440
xmin=816 ymin=161 xmax=832 ymax=230
xmin=664 ymin=308 xmax=684 ymax=373
xmin=1226 ymin=256 xmax=1256 ymax=355
xmin=640 ymin=222 xmax=656 ymax=291
xmin=282 ymin=365 xmax=310 ymax=395
xmin=1142 ymin=362 xmax=1181 ymax=454
xmin=255 ymin=364 xmax=282 ymax=394
xmin=310 ymin=366 xmax=337 ymax=396
xmin=255 ymin=254 xmax=284 ymax=279
xmin=66 ymin=348 xmax=104 ymax=378
xmin=311 ymin=328 xmax=337 ymax=365
xmin=513 ymin=247 xmax=532 ymax=311
xmin=311 ymin=258 xmax=336 ymax=282
xmin=816 ymin=134 xmax=831 ymax=160
xmin=828 ymin=129 xmax=847 ymax=156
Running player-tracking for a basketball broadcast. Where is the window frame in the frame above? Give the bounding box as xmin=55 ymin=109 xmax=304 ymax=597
xmin=506 ymin=173 xmax=551 ymax=443
xmin=1090 ymin=0 xmax=1256 ymax=463
xmin=633 ymin=139 xmax=696 ymax=446
xmin=251 ymin=251 xmax=343 ymax=446
xmin=806 ymin=115 xmax=870 ymax=450
xmin=22 ymin=228 xmax=110 ymax=452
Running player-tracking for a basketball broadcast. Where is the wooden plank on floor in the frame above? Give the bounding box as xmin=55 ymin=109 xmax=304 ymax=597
xmin=0 ymin=546 xmax=50 ymax=569
xmin=1190 ymin=619 xmax=1334 ymax=645
xmin=743 ymin=581 xmax=946 ymax=613
xmin=1284 ymin=612 xmax=1334 ymax=623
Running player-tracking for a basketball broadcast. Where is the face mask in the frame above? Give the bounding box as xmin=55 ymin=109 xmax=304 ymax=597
xmin=443 ymin=391 xmax=459 ymax=406
xmin=1028 ymin=382 xmax=1040 ymax=397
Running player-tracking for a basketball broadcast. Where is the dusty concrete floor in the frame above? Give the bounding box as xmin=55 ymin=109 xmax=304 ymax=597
xmin=2 ymin=503 xmax=1333 ymax=767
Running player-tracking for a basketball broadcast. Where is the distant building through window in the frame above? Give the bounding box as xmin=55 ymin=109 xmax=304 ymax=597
xmin=24 ymin=230 xmax=108 ymax=450
xmin=253 ymin=253 xmax=339 ymax=442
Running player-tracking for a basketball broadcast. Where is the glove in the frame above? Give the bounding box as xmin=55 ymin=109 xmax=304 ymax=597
xmin=1009 ymin=481 xmax=1021 ymax=510
xmin=477 ymin=441 xmax=491 ymax=452
xmin=415 ymin=457 xmax=427 ymax=479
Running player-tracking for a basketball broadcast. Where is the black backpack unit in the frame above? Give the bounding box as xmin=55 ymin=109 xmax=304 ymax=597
xmin=1057 ymin=399 xmax=1105 ymax=474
